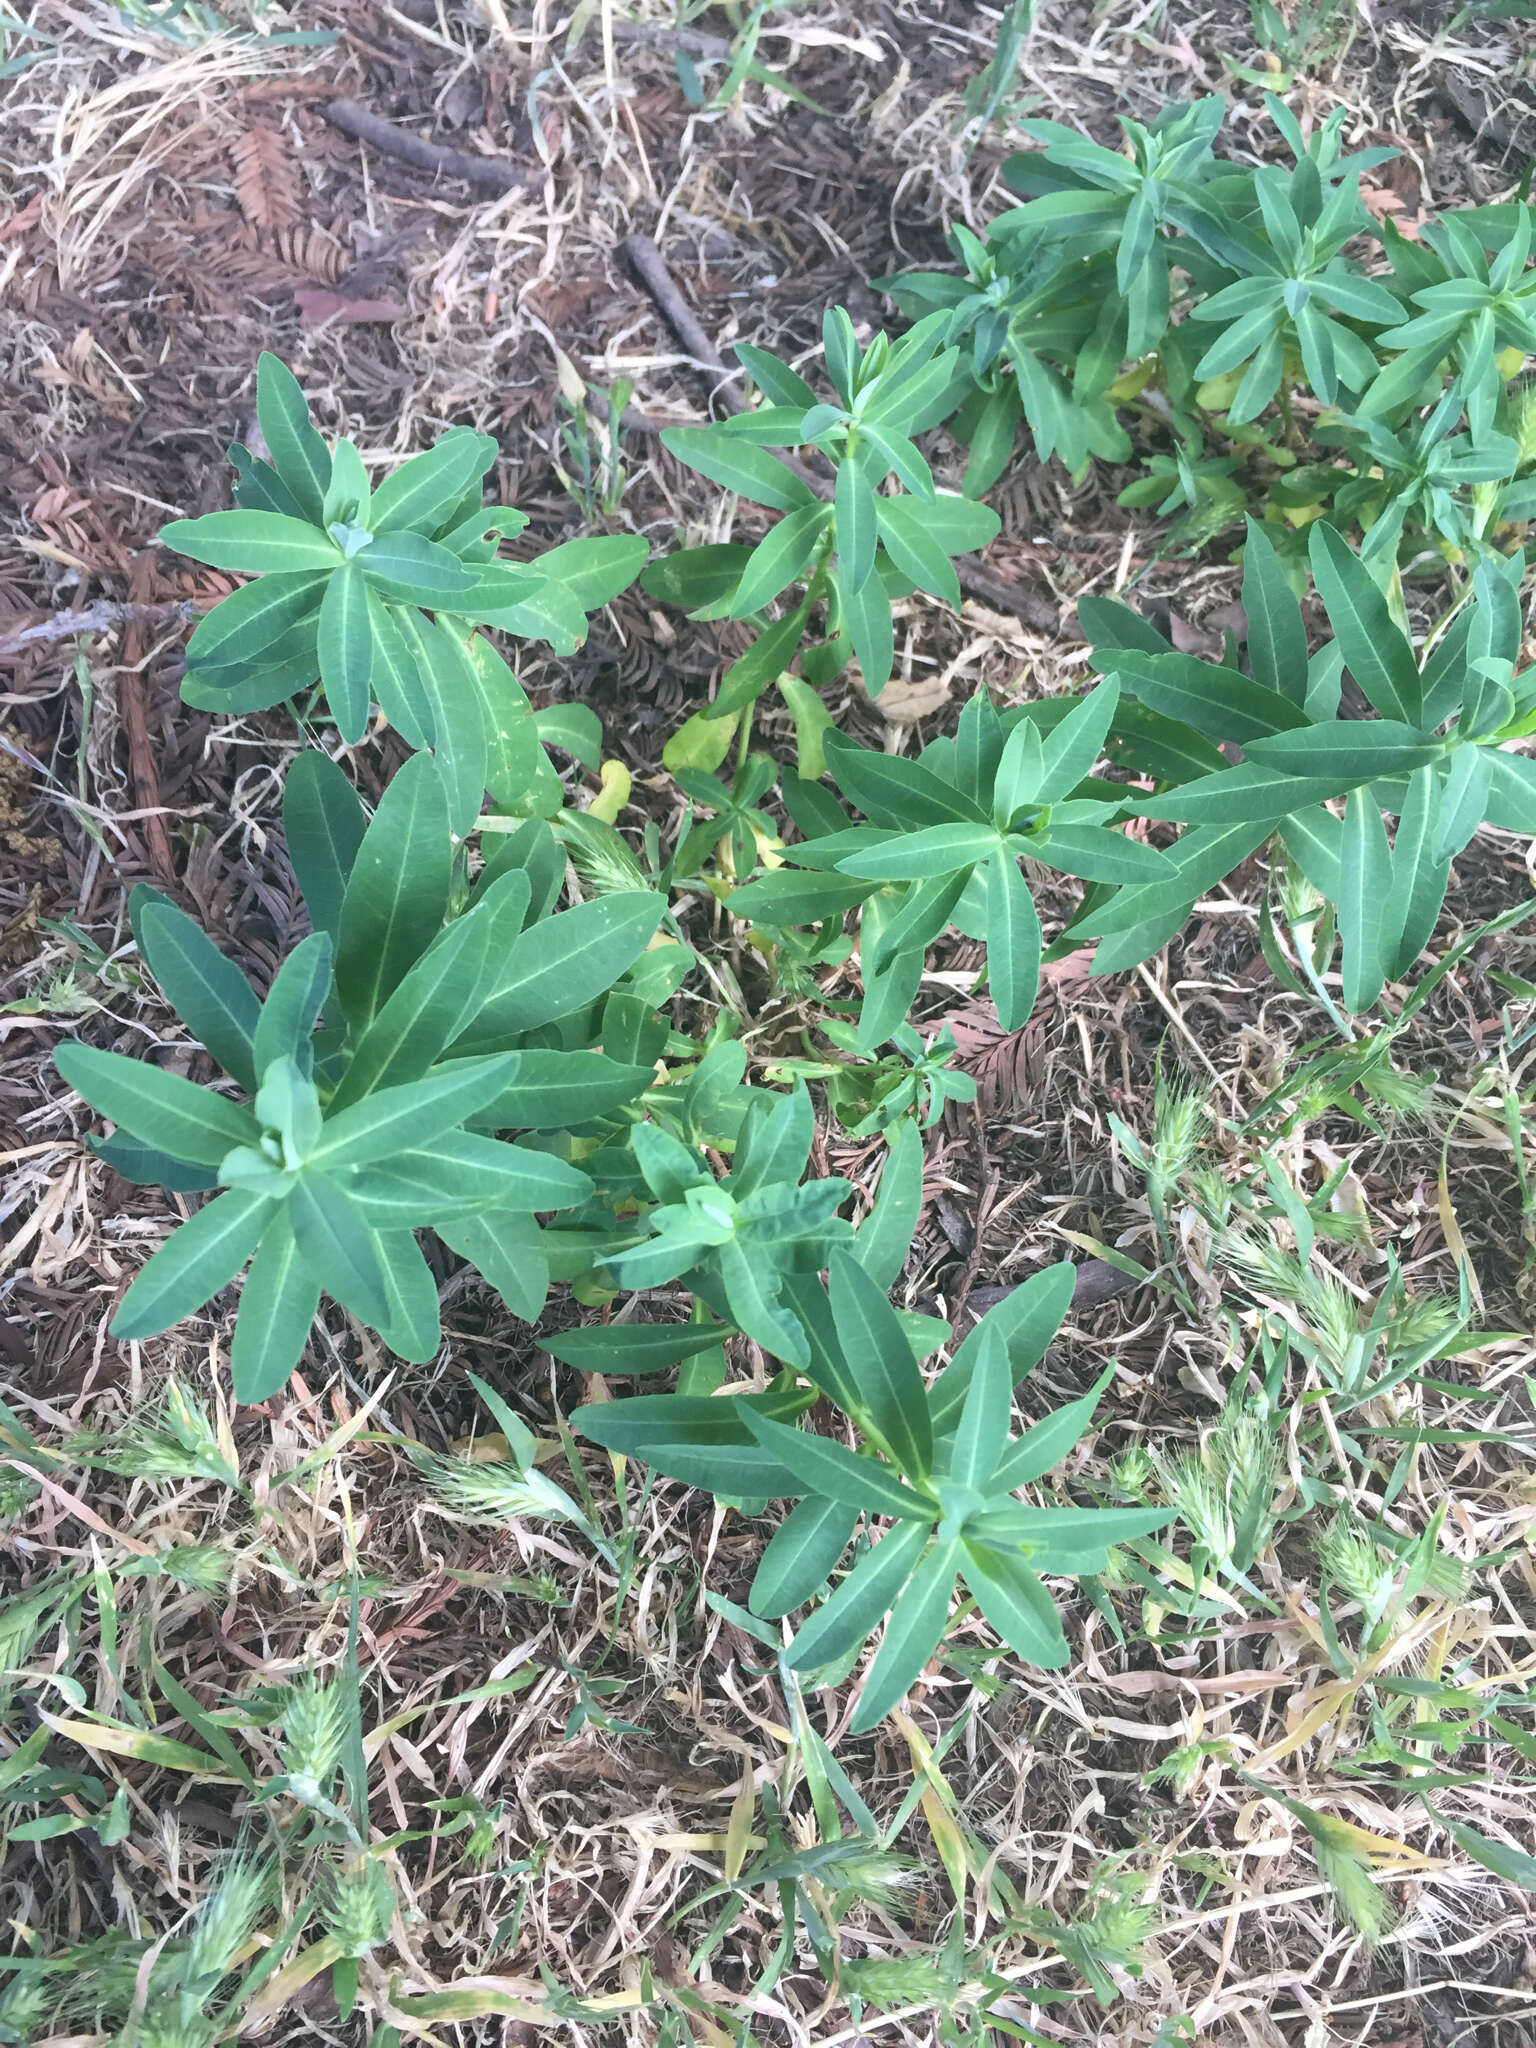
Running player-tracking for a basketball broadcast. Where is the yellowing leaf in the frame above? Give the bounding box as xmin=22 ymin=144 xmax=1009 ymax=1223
xmin=40 ymin=1710 xmax=235 ymax=1780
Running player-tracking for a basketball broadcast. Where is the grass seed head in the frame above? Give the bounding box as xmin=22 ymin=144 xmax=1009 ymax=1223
xmin=325 ymin=1856 xmax=396 ymax=1957
xmin=185 ymin=1853 xmax=272 ymax=1990
xmin=1316 ymin=1516 xmax=1397 ymax=1612
xmin=1149 ymin=1069 xmax=1211 ymax=1182
xmin=414 ymin=1447 xmax=579 ymax=1526
xmin=1306 ymin=1817 xmax=1397 ymax=1944
xmin=280 ymin=1674 xmax=347 ymax=1800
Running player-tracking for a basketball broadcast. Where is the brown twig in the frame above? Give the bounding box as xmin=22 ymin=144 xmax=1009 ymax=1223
xmin=0 ymin=598 xmax=196 ymax=662
xmin=619 ymin=234 xmax=1062 ymax=633
xmin=120 ymin=557 xmax=174 ymax=883
xmin=324 ymin=98 xmax=531 ymax=195
xmin=622 ymin=234 xmax=743 ymax=402
xmin=610 ymin=21 xmax=732 ymax=60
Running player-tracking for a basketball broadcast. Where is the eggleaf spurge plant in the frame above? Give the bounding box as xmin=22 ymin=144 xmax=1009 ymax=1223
xmin=1070 ymin=517 xmax=1536 ymax=1010
xmin=59 ymin=749 xmax=667 ymax=1401
xmin=164 ymin=353 xmax=647 ymax=825
xmin=878 ymin=91 xmax=1536 ymax=564
xmin=733 ymin=674 xmax=1173 ymax=1039
xmin=572 ymin=1257 xmax=1171 ymax=1731
xmin=643 ymin=307 xmax=997 ymax=701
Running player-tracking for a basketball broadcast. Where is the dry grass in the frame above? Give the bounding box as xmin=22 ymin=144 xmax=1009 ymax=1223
xmin=3 ymin=2 xmax=1536 ymax=2044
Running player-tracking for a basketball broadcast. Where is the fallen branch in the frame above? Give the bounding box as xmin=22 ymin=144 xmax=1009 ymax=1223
xmin=620 ymin=234 xmax=1061 ymax=633
xmin=120 ymin=555 xmax=175 ymax=882
xmin=0 ymin=598 xmax=196 ymax=662
xmin=324 ymin=99 xmax=531 ymax=195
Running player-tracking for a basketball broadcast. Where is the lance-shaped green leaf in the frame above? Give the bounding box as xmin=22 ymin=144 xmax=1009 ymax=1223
xmin=1129 ymin=760 xmax=1366 ymax=827
xmin=750 ymin=1496 xmax=861 ymax=1620
xmin=469 ymin=1050 xmax=654 ymax=1130
xmin=850 ymin=1537 xmax=957 ymax=1732
xmin=868 ymin=868 xmax=970 ymax=977
xmin=334 ymin=753 xmax=452 ymax=1033
xmin=540 ymin=1321 xmax=733 ymax=1374
xmin=55 ymin=1044 xmax=258 ymax=1167
xmin=288 ymin=1172 xmax=390 ymax=1326
xmin=1028 ymin=823 xmax=1173 ymax=883
xmin=1309 ymin=522 xmax=1422 ymax=726
xmin=1243 ymin=722 xmax=1443 ymax=781
xmin=1433 ymin=744 xmax=1493 ymax=863
xmin=112 ymin=1188 xmax=275 ymax=1341
xmin=360 ymin=532 xmax=481 ymax=604
xmin=784 ymin=1517 xmax=930 ymax=1672
xmin=343 ymin=1131 xmax=591 ymax=1221
xmin=971 ymin=1501 xmax=1172 ymax=1569
xmin=133 ymin=894 xmax=261 ymax=1095
xmin=733 ymin=1083 xmax=816 ymax=1196
xmin=1111 ymin=651 xmax=1307 ymax=745
xmin=230 ymin=1210 xmax=321 ymax=1403
xmin=183 ymin=571 xmax=329 ymax=671
xmin=373 ymin=1231 xmax=443 ymax=1362
xmin=89 ymin=1134 xmax=219 ymax=1194
xmin=252 ymin=934 xmax=333 ymax=1081
xmin=283 ymin=751 xmax=366 ymax=946
xmin=825 ymin=734 xmax=985 ymax=828
xmin=306 ymin=1054 xmax=517 ymax=1172
xmin=836 ymin=824 xmax=999 ymax=883
xmin=256 ymin=352 xmax=332 ymax=523
xmin=573 ymin=1390 xmax=809 ymax=1496
xmin=1037 ymin=678 xmax=1120 ymax=800
xmin=828 ymin=1250 xmax=932 ymax=1479
xmin=928 ymin=1260 xmax=1077 ymax=1436
xmin=371 ymin=429 xmax=497 ymax=535
xmin=741 ymin=1410 xmax=932 ymax=1518
xmin=437 ymin=1210 xmax=550 ymax=1323
xmin=985 ymin=850 xmax=1042 ymax=1031
xmin=366 ymin=591 xmax=435 ymax=749
xmin=1076 ymin=820 xmax=1273 ymax=945
xmin=455 ymin=892 xmax=665 ymax=1047
xmin=875 ymin=497 xmax=961 ymax=606
xmin=1384 ymin=762 xmax=1449 ymax=979
xmin=660 ymin=427 xmax=818 ymax=513
xmin=731 ymin=870 xmax=874 ymax=925
xmin=989 ymin=1365 xmax=1114 ymax=1491
xmin=835 ymin=450 xmax=879 ymax=590
xmin=716 ymin=1240 xmax=811 ymax=1366
xmin=162 ymin=510 xmax=340 ymax=574
xmin=1241 ymin=516 xmax=1307 ymax=705
xmin=948 ymin=1322 xmax=1010 ymax=1493
xmin=961 ymin=1544 xmax=1069 ymax=1666
xmin=728 ymin=502 xmax=831 ymax=616
xmin=992 ymin=715 xmax=1044 ymax=826
xmin=328 ymin=872 xmax=529 ymax=1111
xmin=849 ymin=1119 xmax=923 ymax=1292
xmin=317 ymin=560 xmax=373 ymax=744
xmin=396 ymin=609 xmax=489 ymax=836
xmin=1339 ymin=784 xmax=1394 ymax=1014
xmin=839 ymin=567 xmax=896 ymax=694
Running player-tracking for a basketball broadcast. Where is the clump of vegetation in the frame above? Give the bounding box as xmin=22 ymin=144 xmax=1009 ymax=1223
xmin=11 ymin=23 xmax=1536 ymax=2045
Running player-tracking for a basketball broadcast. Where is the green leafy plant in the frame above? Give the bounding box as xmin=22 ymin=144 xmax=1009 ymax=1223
xmin=734 ymin=677 xmax=1170 ymax=1037
xmin=645 ymin=309 xmax=995 ymax=700
xmin=54 ymin=752 xmax=665 ymax=1399
xmin=1363 ymin=206 xmax=1536 ymax=441
xmin=1071 ymin=519 xmax=1536 ymax=1007
xmin=878 ymin=92 xmax=1536 ymax=571
xmin=575 ymin=1257 xmax=1168 ymax=1730
xmin=594 ymin=1083 xmax=853 ymax=1366
xmin=165 ymin=354 xmax=645 ymax=817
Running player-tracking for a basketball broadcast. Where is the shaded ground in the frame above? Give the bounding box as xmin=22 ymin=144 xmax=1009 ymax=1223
xmin=4 ymin=3 xmax=1536 ymax=2044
